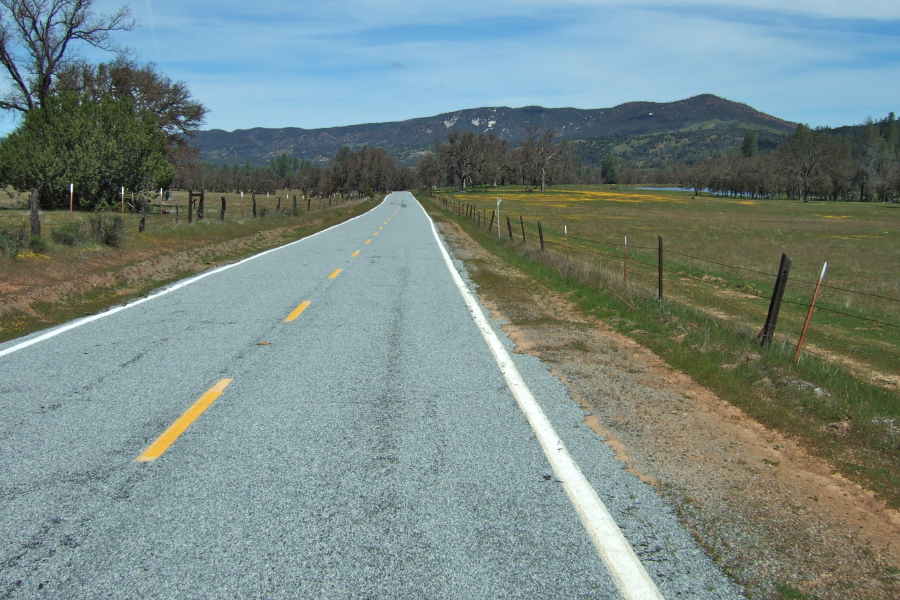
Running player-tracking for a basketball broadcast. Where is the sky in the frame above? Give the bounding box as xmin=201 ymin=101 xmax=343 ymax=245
xmin=1 ymin=0 xmax=899 ymax=135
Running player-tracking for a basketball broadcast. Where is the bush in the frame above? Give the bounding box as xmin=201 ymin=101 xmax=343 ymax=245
xmin=90 ymin=215 xmax=124 ymax=247
xmin=28 ymin=234 xmax=48 ymax=254
xmin=0 ymin=227 xmax=26 ymax=258
xmin=51 ymin=222 xmax=88 ymax=246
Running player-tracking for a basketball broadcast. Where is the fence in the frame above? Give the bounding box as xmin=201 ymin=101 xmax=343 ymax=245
xmin=0 ymin=189 xmax=362 ymax=242
xmin=440 ymin=197 xmax=899 ymax=379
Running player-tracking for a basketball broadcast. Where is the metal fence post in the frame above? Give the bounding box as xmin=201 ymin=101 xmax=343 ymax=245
xmin=759 ymin=253 xmax=792 ymax=349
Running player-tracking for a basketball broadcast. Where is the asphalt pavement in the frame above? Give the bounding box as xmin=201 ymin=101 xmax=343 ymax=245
xmin=0 ymin=192 xmax=744 ymax=599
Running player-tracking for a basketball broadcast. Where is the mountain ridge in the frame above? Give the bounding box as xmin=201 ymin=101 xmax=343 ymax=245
xmin=190 ymin=94 xmax=797 ymax=167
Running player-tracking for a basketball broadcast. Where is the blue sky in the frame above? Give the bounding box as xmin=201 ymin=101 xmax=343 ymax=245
xmin=2 ymin=0 xmax=899 ymax=134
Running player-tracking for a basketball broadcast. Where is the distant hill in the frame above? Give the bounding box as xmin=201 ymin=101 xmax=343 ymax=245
xmin=190 ymin=94 xmax=796 ymax=167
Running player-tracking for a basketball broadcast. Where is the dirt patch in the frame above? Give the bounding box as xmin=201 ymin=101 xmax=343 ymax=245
xmin=438 ymin=219 xmax=900 ymax=600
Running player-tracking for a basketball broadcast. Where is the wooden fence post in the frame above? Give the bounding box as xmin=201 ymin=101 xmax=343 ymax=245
xmin=221 ymin=196 xmax=227 ymax=221
xmin=139 ymin=198 xmax=146 ymax=232
xmin=188 ymin=190 xmax=194 ymax=224
xmin=29 ymin=189 xmax=41 ymax=236
xmin=252 ymin=192 xmax=258 ymax=218
xmin=538 ymin=222 xmax=545 ymax=251
xmin=759 ymin=253 xmax=792 ymax=349
xmin=520 ymin=215 xmax=526 ymax=244
xmin=506 ymin=216 xmax=513 ymax=242
xmin=658 ymin=235 xmax=664 ymax=300
xmin=198 ymin=190 xmax=205 ymax=221
xmin=488 ymin=210 xmax=495 ymax=233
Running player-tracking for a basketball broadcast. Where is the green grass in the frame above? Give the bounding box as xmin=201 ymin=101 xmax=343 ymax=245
xmin=774 ymin=583 xmax=820 ymax=599
xmin=426 ymin=190 xmax=900 ymax=508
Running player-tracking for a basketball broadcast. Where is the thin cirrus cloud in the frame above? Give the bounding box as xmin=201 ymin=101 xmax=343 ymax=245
xmin=1 ymin=0 xmax=896 ymax=135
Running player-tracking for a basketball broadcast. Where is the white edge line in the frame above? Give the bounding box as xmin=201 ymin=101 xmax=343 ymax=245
xmin=414 ymin=192 xmax=665 ymax=600
xmin=0 ymin=195 xmax=393 ymax=359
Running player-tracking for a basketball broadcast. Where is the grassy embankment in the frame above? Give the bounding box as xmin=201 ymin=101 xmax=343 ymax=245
xmin=0 ymin=188 xmax=377 ymax=343
xmin=426 ymin=186 xmax=900 ymax=508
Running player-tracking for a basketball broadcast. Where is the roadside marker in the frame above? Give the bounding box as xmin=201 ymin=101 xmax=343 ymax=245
xmin=136 ymin=379 xmax=233 ymax=462
xmin=328 ymin=269 xmax=342 ymax=279
xmin=285 ymin=300 xmax=311 ymax=322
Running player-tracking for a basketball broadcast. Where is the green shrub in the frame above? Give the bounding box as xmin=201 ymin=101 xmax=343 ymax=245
xmin=0 ymin=227 xmax=26 ymax=258
xmin=90 ymin=215 xmax=124 ymax=247
xmin=51 ymin=222 xmax=88 ymax=246
xmin=28 ymin=234 xmax=48 ymax=254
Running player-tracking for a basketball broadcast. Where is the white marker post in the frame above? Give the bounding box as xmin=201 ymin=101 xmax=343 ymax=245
xmin=69 ymin=183 xmax=74 ymax=220
xmin=793 ymin=261 xmax=828 ymax=363
xmin=496 ymin=198 xmax=502 ymax=239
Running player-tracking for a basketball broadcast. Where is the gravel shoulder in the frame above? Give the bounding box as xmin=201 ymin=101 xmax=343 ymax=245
xmin=436 ymin=218 xmax=900 ymax=600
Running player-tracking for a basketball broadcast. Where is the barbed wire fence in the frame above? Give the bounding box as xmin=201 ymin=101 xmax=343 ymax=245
xmin=442 ymin=197 xmax=899 ymax=376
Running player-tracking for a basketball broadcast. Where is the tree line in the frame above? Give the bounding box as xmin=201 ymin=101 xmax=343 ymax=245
xmin=180 ymin=145 xmax=416 ymax=198
xmin=416 ymin=127 xmax=582 ymax=192
xmin=679 ymin=116 xmax=900 ymax=201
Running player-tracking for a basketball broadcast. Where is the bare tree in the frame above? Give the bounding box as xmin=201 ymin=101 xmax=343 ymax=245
xmin=519 ymin=126 xmax=569 ymax=192
xmin=778 ymin=124 xmax=833 ymax=202
xmin=436 ymin=130 xmax=484 ymax=191
xmin=0 ymin=0 xmax=133 ymax=113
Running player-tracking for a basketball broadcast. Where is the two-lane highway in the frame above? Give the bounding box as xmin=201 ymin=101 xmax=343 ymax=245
xmin=0 ymin=193 xmax=742 ymax=598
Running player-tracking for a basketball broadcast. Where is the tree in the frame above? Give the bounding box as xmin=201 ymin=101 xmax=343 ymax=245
xmin=436 ymin=130 xmax=484 ymax=191
xmin=516 ymin=127 xmax=569 ymax=192
xmin=778 ymin=124 xmax=833 ymax=201
xmin=0 ymin=92 xmax=173 ymax=209
xmin=741 ymin=130 xmax=758 ymax=158
xmin=0 ymin=0 xmax=133 ymax=113
xmin=600 ymin=154 xmax=620 ymax=184
xmin=54 ymin=58 xmax=206 ymax=141
xmin=415 ymin=152 xmax=440 ymax=192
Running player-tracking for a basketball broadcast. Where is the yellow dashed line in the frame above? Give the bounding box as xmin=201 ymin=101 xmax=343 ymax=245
xmin=285 ymin=300 xmax=311 ymax=322
xmin=136 ymin=379 xmax=233 ymax=462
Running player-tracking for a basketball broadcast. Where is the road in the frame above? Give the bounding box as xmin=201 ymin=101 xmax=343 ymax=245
xmin=0 ymin=193 xmax=742 ymax=599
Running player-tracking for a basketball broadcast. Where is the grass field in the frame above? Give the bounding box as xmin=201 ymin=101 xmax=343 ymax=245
xmin=438 ymin=185 xmax=900 ymax=385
